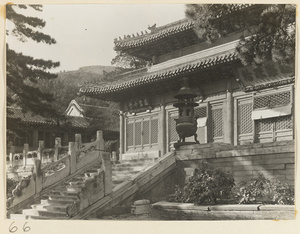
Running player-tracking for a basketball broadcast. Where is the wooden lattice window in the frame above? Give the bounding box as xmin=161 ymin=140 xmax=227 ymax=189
xmin=211 ymin=108 xmax=223 ymax=138
xmin=238 ymin=102 xmax=253 ymax=134
xmin=135 ymin=121 xmax=142 ymax=146
xmin=254 ymin=91 xmax=290 ymax=109
xmin=143 ymin=120 xmax=150 ymax=145
xmin=275 ymin=116 xmax=292 ymax=130
xmin=151 ymin=118 xmax=159 ymax=144
xmin=127 ymin=122 xmax=134 ymax=147
xmin=194 ymin=106 xmax=207 ymax=118
xmin=169 ymin=112 xmax=178 ymax=143
xmin=257 ymin=118 xmax=273 ymax=132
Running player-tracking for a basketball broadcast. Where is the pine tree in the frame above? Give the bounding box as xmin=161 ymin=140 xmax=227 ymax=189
xmin=6 ymin=4 xmax=60 ymax=117
xmin=185 ymin=4 xmax=295 ymax=66
xmin=111 ymin=50 xmax=147 ymax=69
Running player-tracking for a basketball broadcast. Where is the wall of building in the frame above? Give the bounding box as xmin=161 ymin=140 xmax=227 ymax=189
xmin=119 ymin=80 xmax=294 ymax=161
xmin=175 ymin=141 xmax=295 ymax=188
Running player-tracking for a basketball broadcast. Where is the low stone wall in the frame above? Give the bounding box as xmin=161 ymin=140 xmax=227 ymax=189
xmin=151 ymin=202 xmax=295 ymax=220
xmin=176 ymin=141 xmax=295 ymax=187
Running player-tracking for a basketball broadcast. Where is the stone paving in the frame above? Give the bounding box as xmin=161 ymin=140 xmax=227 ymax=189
xmin=88 ymin=213 xmax=159 ymax=220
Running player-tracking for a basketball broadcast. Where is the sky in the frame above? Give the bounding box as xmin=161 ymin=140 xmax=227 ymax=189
xmin=6 ymin=4 xmax=186 ymax=72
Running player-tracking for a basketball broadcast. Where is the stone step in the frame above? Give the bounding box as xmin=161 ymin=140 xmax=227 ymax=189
xmin=112 ymin=175 xmax=132 ymax=182
xmin=50 ymin=190 xmax=81 ymax=197
xmin=47 ymin=198 xmax=78 ymax=205
xmin=85 ymin=168 xmax=102 ymax=173
xmin=113 ymin=162 xmax=152 ymax=168
xmin=45 ymin=204 xmax=69 ymax=213
xmin=31 ymin=203 xmax=50 ymax=211
xmin=37 ymin=210 xmax=67 ymax=218
xmin=49 ymin=194 xmax=79 ymax=201
xmin=112 ymin=166 xmax=147 ymax=172
xmin=10 ymin=213 xmax=68 ymax=220
xmin=23 ymin=208 xmax=67 ymax=218
xmin=10 ymin=214 xmax=29 ymax=220
xmin=112 ymin=170 xmax=140 ymax=177
xmin=22 ymin=209 xmax=40 ymax=216
xmin=66 ymin=186 xmax=84 ymax=193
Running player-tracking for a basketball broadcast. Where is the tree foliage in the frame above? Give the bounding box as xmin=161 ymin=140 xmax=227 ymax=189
xmin=6 ymin=4 xmax=60 ymax=117
xmin=111 ymin=51 xmax=147 ymax=69
xmin=185 ymin=4 xmax=295 ymax=66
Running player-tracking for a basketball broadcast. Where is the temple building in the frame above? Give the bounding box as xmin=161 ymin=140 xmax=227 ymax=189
xmin=7 ymin=99 xmax=119 ymax=153
xmin=80 ymin=16 xmax=294 ymax=163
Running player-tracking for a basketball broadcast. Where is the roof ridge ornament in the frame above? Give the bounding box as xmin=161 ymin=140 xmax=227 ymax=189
xmin=148 ymin=23 xmax=157 ymax=32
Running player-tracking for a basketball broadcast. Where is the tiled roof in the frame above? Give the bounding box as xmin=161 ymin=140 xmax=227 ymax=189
xmin=114 ymin=4 xmax=254 ymax=50
xmin=7 ymin=107 xmax=89 ymax=129
xmin=7 ymin=107 xmax=119 ymax=133
xmin=7 ymin=107 xmax=55 ymax=125
xmin=64 ymin=116 xmax=90 ymax=128
xmin=114 ymin=19 xmax=194 ymax=50
xmin=80 ymin=51 xmax=238 ymax=96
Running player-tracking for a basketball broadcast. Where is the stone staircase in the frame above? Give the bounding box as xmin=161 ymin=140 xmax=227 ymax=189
xmin=10 ymin=158 xmax=156 ymax=220
xmin=111 ymin=159 xmax=156 ymax=188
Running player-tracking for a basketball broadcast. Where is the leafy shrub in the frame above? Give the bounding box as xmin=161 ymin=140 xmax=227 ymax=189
xmin=6 ymin=178 xmax=19 ymax=197
xmin=234 ymin=174 xmax=294 ymax=205
xmin=167 ymin=166 xmax=235 ymax=205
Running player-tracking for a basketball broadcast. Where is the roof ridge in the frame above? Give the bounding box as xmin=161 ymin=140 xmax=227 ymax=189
xmin=79 ymin=50 xmax=238 ymax=96
xmin=114 ymin=18 xmax=192 ymax=45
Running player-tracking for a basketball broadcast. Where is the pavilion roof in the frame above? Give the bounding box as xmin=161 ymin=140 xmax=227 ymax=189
xmin=79 ymin=50 xmax=238 ymax=99
xmin=113 ymin=4 xmax=254 ymax=52
xmin=114 ymin=19 xmax=194 ymax=51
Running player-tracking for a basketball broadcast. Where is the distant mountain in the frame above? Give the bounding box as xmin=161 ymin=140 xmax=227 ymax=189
xmin=57 ymin=65 xmax=117 ymax=86
xmin=78 ymin=65 xmax=116 ymax=74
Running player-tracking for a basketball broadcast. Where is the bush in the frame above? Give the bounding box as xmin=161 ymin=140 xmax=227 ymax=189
xmin=234 ymin=174 xmax=294 ymax=205
xmin=167 ymin=166 xmax=235 ymax=205
xmin=6 ymin=178 xmax=19 ymax=197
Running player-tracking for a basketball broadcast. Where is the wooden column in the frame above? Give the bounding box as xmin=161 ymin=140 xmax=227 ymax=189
xmin=119 ymin=111 xmax=125 ymax=159
xmin=225 ymin=79 xmax=234 ymax=145
xmin=158 ymin=104 xmax=166 ymax=156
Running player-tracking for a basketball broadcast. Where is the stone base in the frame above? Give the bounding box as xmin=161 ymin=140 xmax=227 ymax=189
xmin=174 ymin=142 xmax=200 ymax=149
xmin=151 ymin=202 xmax=295 ymax=220
xmin=120 ymin=150 xmax=160 ymax=161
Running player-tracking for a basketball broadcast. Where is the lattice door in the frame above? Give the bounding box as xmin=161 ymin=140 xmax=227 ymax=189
xmin=126 ymin=122 xmax=134 ymax=148
xmin=151 ymin=118 xmax=159 ymax=144
xmin=237 ymin=100 xmax=253 ymax=133
xmin=208 ymin=104 xmax=223 ymax=142
xmin=169 ymin=111 xmax=178 ymax=144
xmin=142 ymin=120 xmax=150 ymax=145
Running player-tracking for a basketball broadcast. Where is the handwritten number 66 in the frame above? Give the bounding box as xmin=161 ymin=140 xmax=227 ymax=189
xmin=9 ymin=222 xmax=31 ymax=233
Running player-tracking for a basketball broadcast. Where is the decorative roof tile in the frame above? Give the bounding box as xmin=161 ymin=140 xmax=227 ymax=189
xmin=79 ymin=51 xmax=238 ymax=96
xmin=114 ymin=19 xmax=194 ymax=50
xmin=7 ymin=107 xmax=90 ymax=129
xmin=113 ymin=4 xmax=254 ymax=50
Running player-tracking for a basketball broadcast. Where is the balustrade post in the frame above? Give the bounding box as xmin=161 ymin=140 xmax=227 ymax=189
xmin=23 ymin=144 xmax=29 ymax=166
xmin=69 ymin=142 xmax=77 ymax=174
xmin=75 ymin=134 xmax=82 ymax=150
xmin=38 ymin=141 xmax=44 ymax=163
xmin=96 ymin=130 xmax=104 ymax=153
xmin=102 ymin=152 xmax=112 ymax=195
xmin=9 ymin=153 xmax=13 ymax=167
xmin=54 ymin=137 xmax=61 ymax=161
xmin=33 ymin=159 xmax=42 ymax=193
